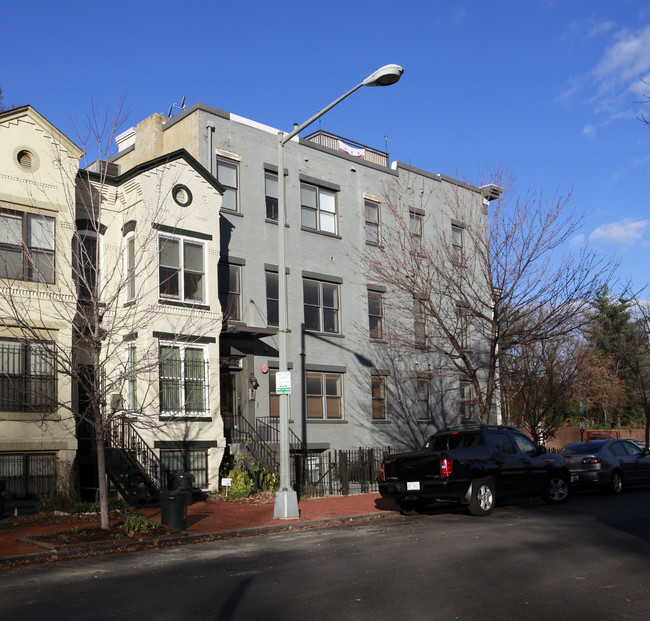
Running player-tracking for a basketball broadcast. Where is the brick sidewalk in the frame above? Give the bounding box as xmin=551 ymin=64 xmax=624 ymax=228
xmin=0 ymin=494 xmax=399 ymax=565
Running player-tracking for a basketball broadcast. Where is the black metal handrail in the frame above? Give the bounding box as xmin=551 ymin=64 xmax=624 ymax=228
xmin=255 ymin=416 xmax=304 ymax=452
xmin=106 ymin=417 xmax=169 ymax=490
xmin=222 ymin=413 xmax=279 ymax=474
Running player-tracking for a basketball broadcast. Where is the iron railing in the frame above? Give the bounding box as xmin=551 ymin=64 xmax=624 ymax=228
xmin=106 ymin=417 xmax=169 ymax=490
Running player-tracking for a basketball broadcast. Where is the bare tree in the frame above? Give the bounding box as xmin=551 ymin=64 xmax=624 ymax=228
xmin=1 ymin=101 xmax=222 ymax=528
xmin=501 ymin=329 xmax=582 ymax=443
xmin=356 ymin=166 xmax=613 ymax=426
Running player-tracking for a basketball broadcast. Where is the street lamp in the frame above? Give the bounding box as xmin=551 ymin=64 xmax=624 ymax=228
xmin=274 ymin=64 xmax=404 ymax=519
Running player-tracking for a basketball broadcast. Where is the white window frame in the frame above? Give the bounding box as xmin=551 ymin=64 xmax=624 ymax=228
xmin=124 ymin=232 xmax=136 ymax=302
xmin=217 ymin=157 xmax=240 ymax=213
xmin=300 ymin=182 xmax=338 ymax=234
xmin=158 ymin=234 xmax=206 ymax=304
xmin=306 ymin=371 xmax=343 ymax=420
xmin=0 ymin=210 xmax=56 ymax=284
xmin=265 ymin=172 xmax=279 ymax=221
xmin=364 ymin=199 xmax=380 ymax=245
xmin=158 ymin=342 xmax=209 ymax=417
xmin=303 ymin=278 xmax=341 ymax=334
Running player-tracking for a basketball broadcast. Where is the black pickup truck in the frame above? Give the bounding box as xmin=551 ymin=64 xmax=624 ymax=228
xmin=379 ymin=425 xmax=571 ymax=516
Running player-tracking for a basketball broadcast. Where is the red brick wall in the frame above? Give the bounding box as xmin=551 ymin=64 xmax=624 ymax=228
xmin=544 ymin=426 xmax=646 ymax=450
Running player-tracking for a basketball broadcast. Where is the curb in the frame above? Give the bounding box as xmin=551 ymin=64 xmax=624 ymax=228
xmin=0 ymin=510 xmax=399 ymax=567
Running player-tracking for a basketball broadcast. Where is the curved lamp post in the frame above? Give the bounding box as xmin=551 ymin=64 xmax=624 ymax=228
xmin=274 ymin=64 xmax=404 ymax=519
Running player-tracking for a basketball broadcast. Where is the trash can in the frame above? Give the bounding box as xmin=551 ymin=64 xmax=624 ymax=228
xmin=160 ymin=489 xmax=187 ymax=530
xmin=170 ymin=472 xmax=194 ymax=506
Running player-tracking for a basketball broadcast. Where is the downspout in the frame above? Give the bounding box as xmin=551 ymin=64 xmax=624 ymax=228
xmin=206 ymin=124 xmax=215 ymax=176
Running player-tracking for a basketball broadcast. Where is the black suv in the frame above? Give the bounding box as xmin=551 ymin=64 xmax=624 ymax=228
xmin=379 ymin=425 xmax=571 ymax=516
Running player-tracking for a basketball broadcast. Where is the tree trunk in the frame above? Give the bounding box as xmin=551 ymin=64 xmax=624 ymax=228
xmin=93 ymin=411 xmax=111 ymax=529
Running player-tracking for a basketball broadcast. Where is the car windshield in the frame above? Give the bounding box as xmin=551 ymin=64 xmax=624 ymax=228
xmin=560 ymin=441 xmax=607 ymax=455
xmin=425 ymin=432 xmax=480 ymax=451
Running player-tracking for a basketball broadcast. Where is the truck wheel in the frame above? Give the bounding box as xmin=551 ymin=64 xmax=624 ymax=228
xmin=468 ymin=477 xmax=495 ymax=516
xmin=542 ymin=474 xmax=570 ymax=504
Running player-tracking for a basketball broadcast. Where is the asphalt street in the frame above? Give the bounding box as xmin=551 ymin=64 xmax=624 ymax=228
xmin=1 ymin=490 xmax=650 ymax=620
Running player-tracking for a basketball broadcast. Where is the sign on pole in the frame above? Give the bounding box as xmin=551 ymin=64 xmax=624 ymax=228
xmin=276 ymin=371 xmax=291 ymax=394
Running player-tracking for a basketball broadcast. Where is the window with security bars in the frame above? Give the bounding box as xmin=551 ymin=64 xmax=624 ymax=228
xmin=159 ymin=345 xmax=208 ymax=415
xmin=0 ymin=340 xmax=56 ymax=412
xmin=0 ymin=453 xmax=57 ymax=498
xmin=306 ymin=371 xmax=343 ymax=420
xmin=160 ymin=448 xmax=208 ymax=488
xmin=0 ymin=210 xmax=55 ymax=284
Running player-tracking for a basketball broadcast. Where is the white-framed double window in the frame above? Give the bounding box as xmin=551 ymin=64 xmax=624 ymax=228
xmin=158 ymin=235 xmax=206 ymax=304
xmin=0 ymin=210 xmax=56 ymax=284
xmin=300 ymin=183 xmax=338 ymax=234
xmin=306 ymin=371 xmax=343 ymax=420
xmin=159 ymin=343 xmax=209 ymax=416
xmin=303 ymin=278 xmax=341 ymax=334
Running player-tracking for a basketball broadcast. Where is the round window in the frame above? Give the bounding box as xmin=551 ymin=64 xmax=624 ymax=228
xmin=172 ymin=184 xmax=193 ymax=207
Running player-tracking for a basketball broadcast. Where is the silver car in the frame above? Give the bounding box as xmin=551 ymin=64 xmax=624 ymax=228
xmin=560 ymin=439 xmax=650 ymax=494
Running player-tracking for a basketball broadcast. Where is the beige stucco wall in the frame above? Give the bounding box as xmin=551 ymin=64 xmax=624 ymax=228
xmin=79 ymin=155 xmax=224 ymax=489
xmin=0 ymin=108 xmax=83 ymax=493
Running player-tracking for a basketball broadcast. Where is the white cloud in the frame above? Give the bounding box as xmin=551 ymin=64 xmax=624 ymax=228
xmin=593 ymin=25 xmax=650 ymax=87
xmin=589 ymin=218 xmax=648 ymax=246
xmin=570 ymin=234 xmax=585 ymax=247
xmin=586 ymin=20 xmax=616 ymax=40
xmin=582 ymin=124 xmax=597 ymax=137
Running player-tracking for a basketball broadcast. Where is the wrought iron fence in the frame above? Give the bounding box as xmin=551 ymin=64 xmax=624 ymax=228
xmin=294 ymin=445 xmax=412 ymax=498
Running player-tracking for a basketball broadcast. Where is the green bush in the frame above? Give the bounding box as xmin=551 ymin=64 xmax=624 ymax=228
xmin=226 ymin=459 xmax=253 ymax=498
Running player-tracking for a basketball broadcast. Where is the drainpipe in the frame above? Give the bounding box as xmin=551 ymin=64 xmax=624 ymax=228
xmin=206 ymin=124 xmax=215 ymax=175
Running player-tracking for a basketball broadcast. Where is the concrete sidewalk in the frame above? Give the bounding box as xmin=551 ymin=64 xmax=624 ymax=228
xmin=0 ymin=494 xmax=399 ymax=567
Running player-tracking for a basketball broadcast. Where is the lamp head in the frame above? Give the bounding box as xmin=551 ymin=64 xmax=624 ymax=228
xmin=362 ymin=64 xmax=404 ymax=87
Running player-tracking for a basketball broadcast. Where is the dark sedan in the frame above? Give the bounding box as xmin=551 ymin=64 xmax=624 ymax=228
xmin=560 ymin=439 xmax=650 ymax=494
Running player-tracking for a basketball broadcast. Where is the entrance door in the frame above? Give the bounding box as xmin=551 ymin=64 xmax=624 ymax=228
xmin=220 ymin=370 xmax=240 ymax=443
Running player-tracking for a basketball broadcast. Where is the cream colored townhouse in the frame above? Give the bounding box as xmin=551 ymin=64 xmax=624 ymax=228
xmin=75 ymin=148 xmax=226 ymax=498
xmin=0 ymin=106 xmax=81 ymax=498
xmin=1 ymin=105 xmax=227 ymax=504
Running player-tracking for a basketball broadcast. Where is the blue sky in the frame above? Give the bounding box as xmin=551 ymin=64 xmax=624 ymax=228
xmin=3 ymin=0 xmax=649 ymax=294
